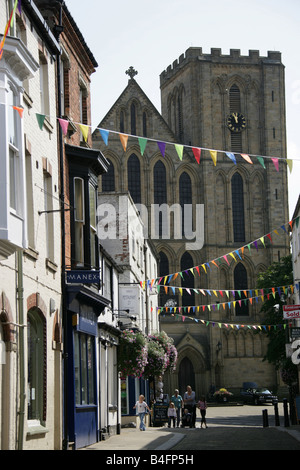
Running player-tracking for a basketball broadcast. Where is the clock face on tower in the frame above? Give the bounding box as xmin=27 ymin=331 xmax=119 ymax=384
xmin=227 ymin=112 xmax=246 ymax=132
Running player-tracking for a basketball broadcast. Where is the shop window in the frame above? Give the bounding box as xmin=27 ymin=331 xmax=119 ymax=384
xmin=74 ymin=333 xmax=95 ymax=405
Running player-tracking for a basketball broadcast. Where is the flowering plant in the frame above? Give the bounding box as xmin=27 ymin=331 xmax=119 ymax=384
xmin=117 ymin=330 xmax=148 ymax=379
xmin=148 ymin=331 xmax=178 ymax=373
xmin=143 ymin=340 xmax=168 ymax=378
xmin=214 ymin=388 xmax=233 ymax=397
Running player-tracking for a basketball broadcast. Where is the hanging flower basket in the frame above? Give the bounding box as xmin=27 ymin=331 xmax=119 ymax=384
xmin=117 ymin=330 xmax=148 ymax=379
xmin=143 ymin=339 xmax=168 ymax=378
xmin=148 ymin=331 xmax=178 ymax=373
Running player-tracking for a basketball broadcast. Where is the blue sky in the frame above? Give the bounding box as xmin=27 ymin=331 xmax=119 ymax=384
xmin=68 ymin=0 xmax=300 ymax=218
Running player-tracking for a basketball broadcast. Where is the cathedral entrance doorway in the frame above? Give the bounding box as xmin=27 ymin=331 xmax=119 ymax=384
xmin=178 ymin=356 xmax=195 ymax=396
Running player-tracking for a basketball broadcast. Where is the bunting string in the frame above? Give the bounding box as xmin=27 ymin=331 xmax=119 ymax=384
xmin=157 ymin=287 xmax=299 ymax=313
xmin=140 ymin=215 xmax=300 ymax=288
xmin=157 ymin=308 xmax=290 ymax=332
xmin=1 ymin=103 xmax=300 ymax=169
xmin=155 ymin=283 xmax=297 ymax=301
xmin=3 ymin=103 xmax=299 ymax=290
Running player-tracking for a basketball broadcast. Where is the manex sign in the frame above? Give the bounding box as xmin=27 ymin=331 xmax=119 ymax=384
xmin=66 ymin=270 xmax=100 ymax=284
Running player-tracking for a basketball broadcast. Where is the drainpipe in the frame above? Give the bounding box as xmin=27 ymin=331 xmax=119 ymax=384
xmin=17 ymin=250 xmax=25 ymax=450
xmin=53 ymin=1 xmax=67 ymax=449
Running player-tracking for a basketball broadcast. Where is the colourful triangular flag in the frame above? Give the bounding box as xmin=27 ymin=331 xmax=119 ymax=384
xmin=271 ymin=158 xmax=279 ymax=171
xmin=287 ymin=159 xmax=293 ymax=173
xmin=226 ymin=152 xmax=236 ymax=164
xmin=256 ymin=156 xmax=266 ymax=169
xmin=119 ymin=133 xmax=128 ymax=151
xmin=209 ymin=150 xmax=217 ymax=166
xmin=100 ymin=129 xmax=109 ymax=145
xmin=58 ymin=118 xmax=69 ymax=136
xmin=13 ymin=106 xmax=23 ymax=118
xmin=36 ymin=113 xmax=46 ymax=130
xmin=241 ymin=153 xmax=253 ymax=164
xmin=175 ymin=144 xmax=184 ymax=160
xmin=79 ymin=124 xmax=89 ymax=142
xmin=138 ymin=137 xmax=147 ymax=155
xmin=157 ymin=141 xmax=166 ymax=156
xmin=192 ymin=147 xmax=201 ymax=164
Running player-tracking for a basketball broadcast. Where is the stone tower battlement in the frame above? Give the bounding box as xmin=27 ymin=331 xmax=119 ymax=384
xmin=160 ymin=47 xmax=282 ymax=86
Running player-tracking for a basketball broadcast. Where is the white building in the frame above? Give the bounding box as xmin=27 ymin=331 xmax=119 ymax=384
xmin=292 ymin=195 xmax=300 ymax=306
xmin=0 ymin=1 xmax=62 ymax=449
xmin=291 ymin=195 xmax=300 ymax=388
xmin=98 ymin=191 xmax=159 ymax=425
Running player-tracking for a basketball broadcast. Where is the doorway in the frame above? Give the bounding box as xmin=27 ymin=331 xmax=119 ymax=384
xmin=178 ymin=357 xmax=195 ymax=396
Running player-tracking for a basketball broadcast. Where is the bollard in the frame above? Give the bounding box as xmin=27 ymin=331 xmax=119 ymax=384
xmin=262 ymin=409 xmax=269 ymax=427
xmin=283 ymin=398 xmax=290 ymax=427
xmin=273 ymin=401 xmax=280 ymax=426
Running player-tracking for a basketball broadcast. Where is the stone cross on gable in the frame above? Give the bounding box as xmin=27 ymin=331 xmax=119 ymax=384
xmin=125 ymin=66 xmax=138 ymax=79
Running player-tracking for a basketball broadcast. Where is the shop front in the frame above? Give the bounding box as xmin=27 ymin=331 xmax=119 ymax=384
xmin=65 ymin=284 xmax=109 ymax=449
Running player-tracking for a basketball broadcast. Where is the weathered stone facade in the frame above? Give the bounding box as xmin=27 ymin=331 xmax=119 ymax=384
xmin=92 ymin=48 xmax=290 ymax=398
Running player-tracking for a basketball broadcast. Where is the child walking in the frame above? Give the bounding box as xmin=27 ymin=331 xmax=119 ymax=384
xmin=133 ymin=395 xmax=150 ymax=431
xmin=198 ymin=396 xmax=208 ymax=428
xmin=167 ymin=402 xmax=177 ymax=428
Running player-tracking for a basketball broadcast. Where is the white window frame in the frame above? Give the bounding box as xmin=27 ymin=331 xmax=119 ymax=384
xmin=74 ymin=177 xmax=85 ymax=267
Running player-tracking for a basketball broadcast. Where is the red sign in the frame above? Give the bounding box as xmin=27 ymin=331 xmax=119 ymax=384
xmin=283 ymin=305 xmax=300 ymax=319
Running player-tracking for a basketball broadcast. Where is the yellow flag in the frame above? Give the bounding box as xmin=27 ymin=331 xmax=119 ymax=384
xmin=287 ymin=159 xmax=293 ymax=173
xmin=209 ymin=150 xmax=217 ymax=166
xmin=79 ymin=124 xmax=89 ymax=142
xmin=175 ymin=144 xmax=184 ymax=160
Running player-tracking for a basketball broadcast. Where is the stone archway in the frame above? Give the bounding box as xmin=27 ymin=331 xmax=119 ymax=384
xmin=164 ymin=333 xmax=208 ymax=399
xmin=178 ymin=356 xmax=195 ymax=394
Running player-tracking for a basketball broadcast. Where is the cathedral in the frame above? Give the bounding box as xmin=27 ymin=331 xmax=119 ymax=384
xmin=92 ymin=47 xmax=290 ymax=397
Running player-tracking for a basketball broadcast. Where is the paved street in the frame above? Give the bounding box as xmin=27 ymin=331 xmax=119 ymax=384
xmin=82 ymin=404 xmax=300 ymax=453
xmin=169 ymin=404 xmax=300 ymax=451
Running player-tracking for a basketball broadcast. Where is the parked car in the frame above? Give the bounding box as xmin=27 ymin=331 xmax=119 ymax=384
xmin=240 ymin=382 xmax=278 ymax=405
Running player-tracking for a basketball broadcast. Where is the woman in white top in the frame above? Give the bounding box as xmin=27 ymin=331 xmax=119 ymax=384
xmin=183 ymin=385 xmax=196 ymax=427
xmin=133 ymin=395 xmax=150 ymax=431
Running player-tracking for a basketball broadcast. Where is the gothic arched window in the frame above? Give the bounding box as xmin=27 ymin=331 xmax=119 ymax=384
xmin=127 ymin=154 xmax=141 ymax=204
xmin=120 ymin=110 xmax=125 ymax=133
xmin=181 ymin=251 xmax=195 ymax=308
xmin=131 ymin=103 xmax=136 ymax=135
xmin=159 ymin=251 xmax=169 ymax=277
xmin=102 ymin=159 xmax=115 ymax=192
xmin=142 ymin=112 xmax=147 ymax=137
xmin=231 ymin=173 xmax=245 ymax=242
xmin=234 ymin=263 xmax=249 ymax=316
xmin=154 ymin=160 xmax=167 ymax=237
xmin=179 ymin=172 xmax=192 ymax=236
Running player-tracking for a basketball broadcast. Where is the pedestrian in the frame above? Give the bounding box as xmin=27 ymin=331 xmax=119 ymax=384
xmin=167 ymin=402 xmax=177 ymax=428
xmin=183 ymin=385 xmax=196 ymax=427
xmin=198 ymin=396 xmax=208 ymax=428
xmin=133 ymin=394 xmax=150 ymax=431
xmin=170 ymin=389 xmax=183 ymax=427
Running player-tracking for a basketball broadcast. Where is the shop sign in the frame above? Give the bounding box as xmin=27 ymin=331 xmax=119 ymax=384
xmin=283 ymin=305 xmax=300 ymax=319
xmin=66 ymin=270 xmax=100 ymax=284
